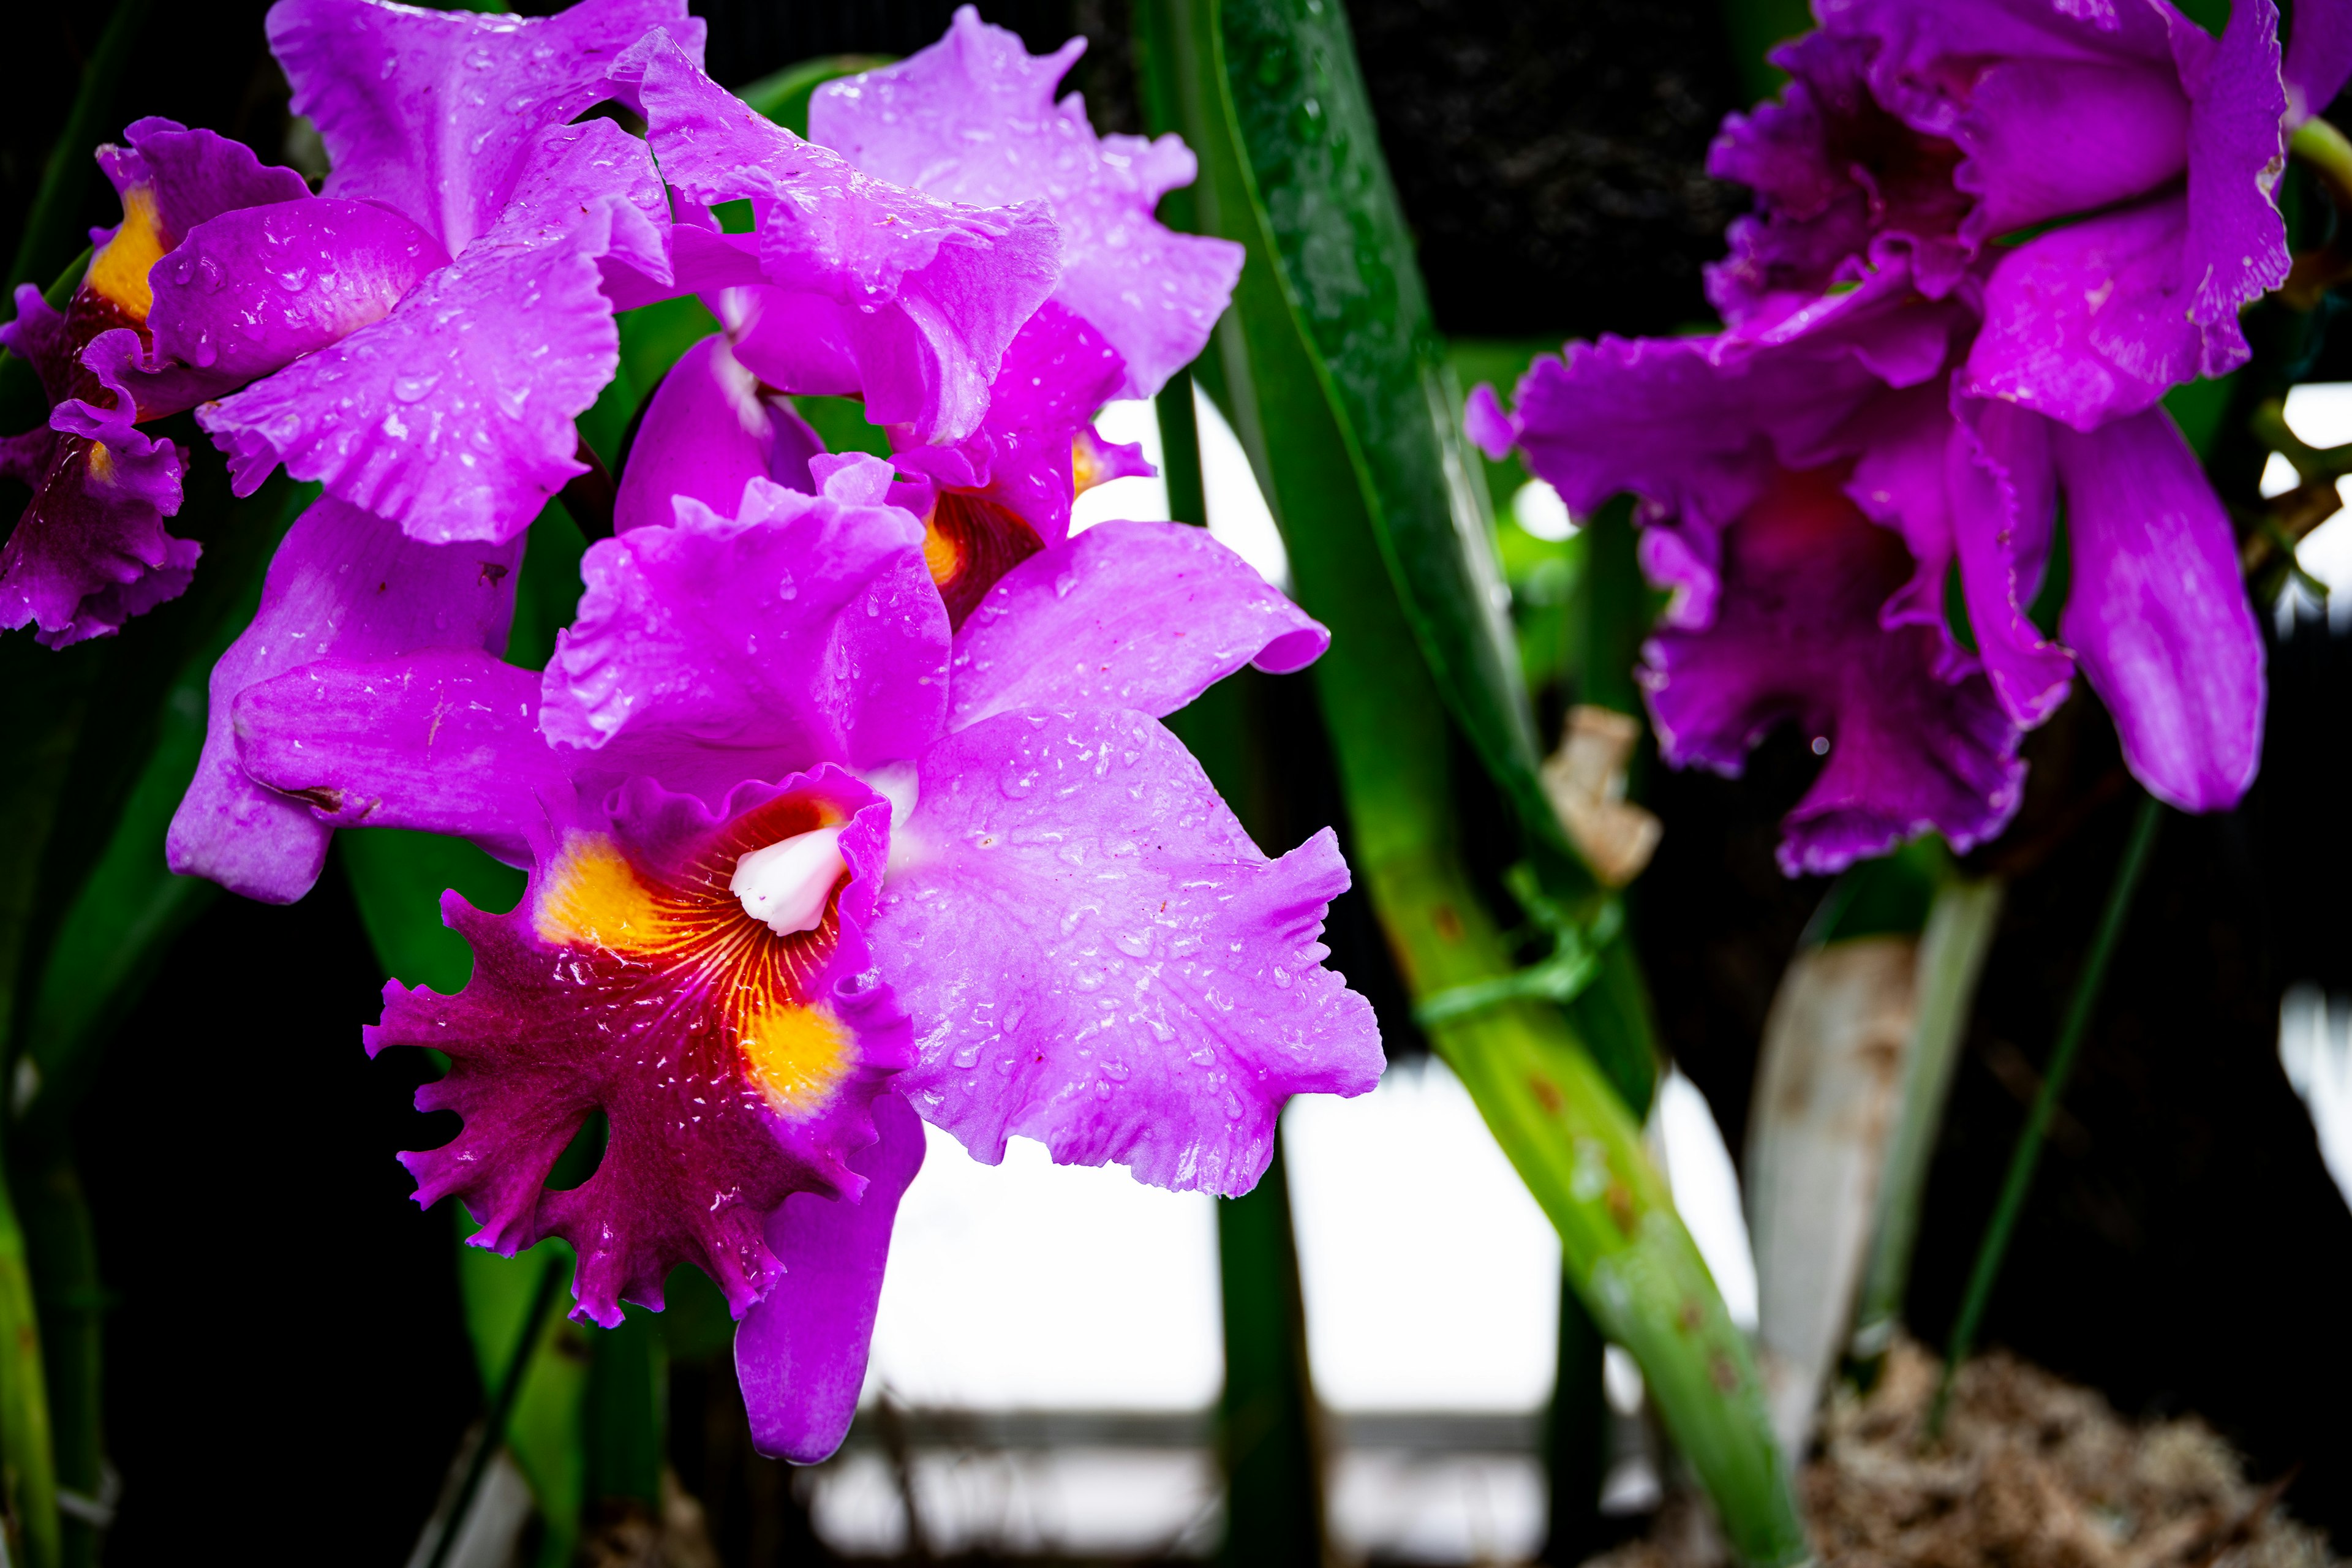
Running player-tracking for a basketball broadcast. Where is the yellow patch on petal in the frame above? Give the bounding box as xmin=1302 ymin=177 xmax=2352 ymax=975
xmin=85 ymin=442 xmax=116 ymax=487
xmin=739 ymin=1001 xmax=851 ymax=1120
xmin=87 ymin=186 xmax=167 ymax=323
xmin=534 ymin=833 xmax=673 ymax=954
xmin=921 ymin=507 xmax=962 ymax=586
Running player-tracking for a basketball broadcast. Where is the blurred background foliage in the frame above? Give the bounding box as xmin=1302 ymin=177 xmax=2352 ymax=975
xmin=3 ymin=0 xmax=2351 ymax=1561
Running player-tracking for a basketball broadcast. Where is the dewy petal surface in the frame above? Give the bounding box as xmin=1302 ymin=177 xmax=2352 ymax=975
xmin=875 ymin=707 xmax=1382 ymax=1196
xmin=2050 ymin=407 xmax=2264 ymax=811
xmin=636 ymin=37 xmax=1061 ymax=446
xmin=166 ymin=495 xmax=524 ymax=903
xmin=198 ymin=118 xmax=671 ymax=543
xmin=736 ymin=1090 xmax=925 ymax=1464
xmin=370 ymin=771 xmax=912 ymax=1327
xmin=811 ymin=6 xmax=1245 ymax=401
xmin=541 ymin=454 xmax=949 ymax=802
xmin=232 ymin=649 xmax=564 ymax=866
xmin=949 ymin=519 xmax=1328 ymax=731
xmin=1640 ymin=465 xmax=2024 ymax=875
xmin=270 ymin=0 xmax=700 ymax=257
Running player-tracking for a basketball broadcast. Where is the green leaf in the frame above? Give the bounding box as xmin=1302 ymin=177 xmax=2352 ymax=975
xmin=792 ymin=395 xmax=894 ymax=459
xmin=458 ymin=1240 xmax=590 ymax=1568
xmin=1135 ymin=1 xmax=1804 ymax=1556
xmin=734 ymin=55 xmax=895 ymax=137
xmin=7 ymin=0 xmax=148 ymax=295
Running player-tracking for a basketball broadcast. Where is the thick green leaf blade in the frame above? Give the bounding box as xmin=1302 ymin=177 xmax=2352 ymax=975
xmin=1135 ymin=2 xmax=1806 ymax=1556
xmin=1209 ymin=0 xmax=1575 ymax=881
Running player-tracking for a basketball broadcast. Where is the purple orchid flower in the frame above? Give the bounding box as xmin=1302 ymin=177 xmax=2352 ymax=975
xmin=1 ymin=120 xmax=309 ymax=646
xmin=160 ymin=0 xmax=707 ymax=901
xmin=226 ymin=452 xmax=1380 ymax=1459
xmin=1719 ymin=0 xmax=2290 ymax=431
xmin=1470 ymin=236 xmax=2269 ymax=857
xmin=1469 ymin=268 xmax=2025 ymax=874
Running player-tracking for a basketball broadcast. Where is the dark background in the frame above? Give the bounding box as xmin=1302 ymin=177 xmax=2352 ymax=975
xmin=9 ymin=0 xmax=2352 ymax=1559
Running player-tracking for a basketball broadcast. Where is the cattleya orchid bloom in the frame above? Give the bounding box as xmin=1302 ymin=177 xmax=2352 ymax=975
xmin=1470 ymin=267 xmax=2026 ymax=874
xmin=1 ymin=121 xmax=308 ymax=645
xmin=229 ymin=453 xmax=1382 ymax=1458
xmin=1718 ymin=0 xmax=2297 ymax=428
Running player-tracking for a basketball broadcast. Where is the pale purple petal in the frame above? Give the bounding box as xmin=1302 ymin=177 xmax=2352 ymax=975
xmin=2050 ymin=407 xmax=2264 ymax=810
xmin=1639 ymin=465 xmax=2024 ymax=875
xmin=948 ymin=519 xmax=1327 ymax=730
xmin=112 ymin=197 xmax=448 ymax=415
xmin=876 ymin=707 xmax=1382 ymax=1196
xmin=736 ymin=1091 xmax=925 ymax=1464
xmin=270 ymin=0 xmax=699 ymax=256
xmin=541 ymin=453 xmax=948 ymax=802
xmin=231 ymin=649 xmax=562 ymax=864
xmin=811 ymin=7 xmax=1244 ymax=400
xmin=166 ymin=495 xmax=523 ymax=903
xmin=611 ymin=332 xmax=821 ymax=534
xmin=198 ymin=118 xmax=668 ymax=543
xmin=635 ymin=36 xmax=1061 ymax=445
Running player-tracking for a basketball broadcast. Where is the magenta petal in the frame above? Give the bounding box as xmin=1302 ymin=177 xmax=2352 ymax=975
xmin=542 ymin=454 xmax=949 ymax=801
xmin=1640 ymin=466 xmax=2022 ymax=876
xmin=611 ymin=333 xmax=820 ymax=534
xmin=2049 ymin=409 xmax=2264 ymax=812
xmin=1954 ymin=56 xmax=2188 ymax=240
xmin=876 ymin=708 xmax=1382 ymax=1197
xmin=1945 ymin=396 xmax=2075 ymax=731
xmin=198 ymin=119 xmax=668 ymax=543
xmin=97 ymin=117 xmax=309 ymax=245
xmin=165 ymin=496 xmax=523 ymax=903
xmin=270 ymin=0 xmax=699 ymax=255
xmin=2178 ymin=0 xmax=2290 ymax=337
xmin=1966 ymin=199 xmax=2232 ymax=434
xmin=736 ymin=1091 xmax=925 ymax=1464
xmin=635 ymin=37 xmax=1061 ymax=444
xmin=949 ymin=519 xmax=1328 ymax=729
xmin=0 ymin=353 xmax=194 ymax=649
xmin=371 ymin=772 xmax=913 ymax=1327
xmin=122 ymin=197 xmax=448 ymax=413
xmin=2288 ymin=0 xmax=2352 ymax=119
xmin=231 ymin=649 xmax=561 ymax=865
xmin=811 ymin=7 xmax=1244 ymax=401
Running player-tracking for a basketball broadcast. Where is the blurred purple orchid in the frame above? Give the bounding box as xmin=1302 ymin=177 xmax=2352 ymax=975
xmin=231 ymin=453 xmax=1380 ymax=1459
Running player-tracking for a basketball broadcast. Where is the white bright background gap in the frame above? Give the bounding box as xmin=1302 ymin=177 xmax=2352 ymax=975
xmin=2260 ymin=382 xmax=2352 ymax=627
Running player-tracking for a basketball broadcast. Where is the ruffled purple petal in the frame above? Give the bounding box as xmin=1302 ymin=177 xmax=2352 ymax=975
xmin=635 ymin=36 xmax=1062 ymax=445
xmin=2288 ymin=0 xmax=2352 ymax=121
xmin=875 ymin=707 xmax=1382 ymax=1196
xmin=811 ymin=7 xmax=1244 ymax=401
xmin=541 ymin=453 xmax=949 ymax=802
xmin=2177 ymin=0 xmax=2290 ymax=338
xmin=1705 ymin=31 xmax=1971 ymax=319
xmin=165 ymin=496 xmax=523 ymax=903
xmin=230 ymin=649 xmax=561 ymax=865
xmin=95 ymin=117 xmax=310 ymax=251
xmin=2049 ymin=407 xmax=2264 ymax=810
xmin=736 ymin=1090 xmax=925 ymax=1464
xmin=270 ymin=0 xmax=698 ymax=256
xmin=948 ymin=519 xmax=1327 ymax=730
xmin=369 ymin=771 xmax=913 ymax=1327
xmin=1639 ymin=465 xmax=2024 ymax=875
xmin=1495 ymin=266 xmax=1969 ymax=627
xmin=198 ymin=118 xmax=669 ymax=543
xmin=1 ymin=285 xmax=71 ymax=405
xmin=611 ymin=333 xmax=821 ymax=534
xmin=0 ymin=353 xmax=193 ymax=648
xmin=111 ymin=197 xmax=448 ymax=416
xmin=1945 ymin=395 xmax=2076 ymax=729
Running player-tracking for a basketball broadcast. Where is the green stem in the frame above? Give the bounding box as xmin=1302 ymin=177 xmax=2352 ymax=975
xmin=7 ymin=0 xmax=148 ymax=295
xmin=1931 ymin=794 xmax=2162 ymax=1434
xmin=1215 ymin=1133 xmax=1328 ymax=1567
xmin=425 ymin=1252 xmax=568 ymax=1568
